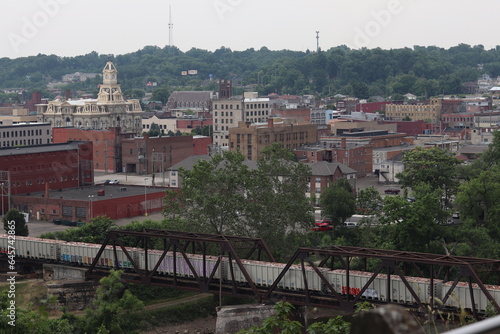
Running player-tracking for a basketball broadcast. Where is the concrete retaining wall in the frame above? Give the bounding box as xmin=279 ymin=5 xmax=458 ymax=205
xmin=215 ymin=304 xmax=276 ymax=334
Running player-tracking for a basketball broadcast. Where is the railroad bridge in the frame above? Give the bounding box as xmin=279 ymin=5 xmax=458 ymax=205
xmin=4 ymin=229 xmax=500 ymax=320
xmin=85 ymin=229 xmax=500 ymax=319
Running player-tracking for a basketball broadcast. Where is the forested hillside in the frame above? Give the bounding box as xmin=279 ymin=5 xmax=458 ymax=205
xmin=1 ymin=44 xmax=499 ymax=100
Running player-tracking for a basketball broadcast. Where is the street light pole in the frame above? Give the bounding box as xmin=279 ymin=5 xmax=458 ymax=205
xmin=88 ymin=195 xmax=94 ymax=221
xmin=144 ymin=178 xmax=148 ymax=216
xmin=0 ymin=183 xmax=4 ymax=216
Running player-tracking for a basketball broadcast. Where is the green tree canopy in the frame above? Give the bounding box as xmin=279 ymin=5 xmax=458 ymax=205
xmin=83 ymin=270 xmax=145 ymax=333
xmin=3 ymin=209 xmax=28 ymax=236
xmin=163 ymin=147 xmax=314 ymax=260
xmin=397 ymin=147 xmax=461 ymax=210
xmin=320 ymin=178 xmax=356 ymax=231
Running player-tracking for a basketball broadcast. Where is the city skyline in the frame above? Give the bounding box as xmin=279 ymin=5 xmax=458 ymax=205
xmin=1 ymin=0 xmax=500 ymax=59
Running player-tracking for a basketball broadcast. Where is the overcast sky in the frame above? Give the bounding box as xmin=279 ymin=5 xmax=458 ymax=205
xmin=1 ymin=0 xmax=500 ymax=59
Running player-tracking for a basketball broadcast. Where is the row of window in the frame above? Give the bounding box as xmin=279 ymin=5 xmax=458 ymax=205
xmin=1 ymin=129 xmax=48 ymax=138
xmin=214 ymin=118 xmax=233 ymax=124
xmin=214 ymin=111 xmax=234 ymax=116
xmin=245 ymin=110 xmax=269 ymax=117
xmin=214 ymin=104 xmax=240 ymax=110
xmin=13 ymin=175 xmax=77 ymax=187
xmin=2 ymin=138 xmax=49 ymax=147
xmin=143 ymin=124 xmax=169 ymax=129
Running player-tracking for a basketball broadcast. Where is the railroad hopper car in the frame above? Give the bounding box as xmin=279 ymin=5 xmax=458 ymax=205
xmin=138 ymin=250 xmax=221 ymax=277
xmin=3 ymin=235 xmax=500 ymax=313
xmin=60 ymin=242 xmax=139 ymax=269
xmin=231 ymin=259 xmax=328 ymax=290
xmin=327 ymin=269 xmax=442 ymax=305
xmin=441 ymin=281 xmax=500 ymax=313
xmin=0 ymin=236 xmax=65 ymax=261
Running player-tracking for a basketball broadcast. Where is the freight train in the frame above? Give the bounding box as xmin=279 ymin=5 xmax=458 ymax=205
xmin=1 ymin=235 xmax=499 ymax=313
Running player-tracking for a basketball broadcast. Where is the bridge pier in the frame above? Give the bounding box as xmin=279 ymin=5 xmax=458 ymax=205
xmin=43 ymin=264 xmax=88 ymax=281
xmin=215 ymin=304 xmax=307 ymax=334
xmin=215 ymin=304 xmax=276 ymax=334
xmin=43 ymin=264 xmax=98 ymax=311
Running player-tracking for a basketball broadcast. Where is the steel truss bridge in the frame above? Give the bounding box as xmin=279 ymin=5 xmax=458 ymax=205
xmin=80 ymin=229 xmax=500 ymax=320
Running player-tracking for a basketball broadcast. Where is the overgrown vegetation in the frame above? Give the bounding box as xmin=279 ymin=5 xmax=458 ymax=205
xmin=1 ymin=44 xmax=498 ymax=99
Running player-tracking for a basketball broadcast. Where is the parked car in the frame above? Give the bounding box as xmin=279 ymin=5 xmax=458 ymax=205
xmin=101 ymin=179 xmax=111 ymax=185
xmin=384 ymin=188 xmax=401 ymax=194
xmin=311 ymin=220 xmax=333 ymax=232
xmin=109 ymin=180 xmax=120 ymax=185
xmin=452 ymin=211 xmax=460 ymax=219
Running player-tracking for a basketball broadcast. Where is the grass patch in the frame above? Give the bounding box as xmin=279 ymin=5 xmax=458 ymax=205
xmin=0 ymin=279 xmax=48 ymax=310
xmin=142 ymin=295 xmax=217 ymax=328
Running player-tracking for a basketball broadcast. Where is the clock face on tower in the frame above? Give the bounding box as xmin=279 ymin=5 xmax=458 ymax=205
xmin=105 ymin=75 xmax=109 ymax=79
xmin=111 ymin=74 xmax=115 ymax=79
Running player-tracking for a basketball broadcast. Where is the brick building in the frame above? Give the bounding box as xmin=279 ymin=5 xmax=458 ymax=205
xmin=53 ymin=127 xmax=136 ymax=173
xmin=306 ymin=161 xmax=356 ymax=203
xmin=121 ymin=135 xmax=211 ymax=179
xmin=296 ymin=137 xmax=373 ymax=178
xmin=0 ymin=141 xmax=93 ymax=214
xmin=166 ymin=91 xmax=215 ymax=111
xmin=213 ymin=91 xmax=272 ymax=148
xmin=379 ymin=120 xmax=433 ymax=136
xmin=355 ymin=101 xmax=392 ymax=113
xmin=385 ymin=99 xmax=442 ymax=122
xmin=0 ymin=122 xmax=52 ymax=148
xmin=14 ymin=184 xmax=165 ymax=222
xmin=229 ymin=119 xmax=318 ymax=161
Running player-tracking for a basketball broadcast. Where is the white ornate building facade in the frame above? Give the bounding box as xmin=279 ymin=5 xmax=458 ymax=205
xmin=37 ymin=61 xmax=143 ymax=134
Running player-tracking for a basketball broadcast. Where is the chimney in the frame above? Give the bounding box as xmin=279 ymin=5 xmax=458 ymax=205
xmin=267 ymin=118 xmax=274 ymax=128
xmin=341 ymin=137 xmax=347 ymax=149
xmin=65 ymin=89 xmax=71 ymax=100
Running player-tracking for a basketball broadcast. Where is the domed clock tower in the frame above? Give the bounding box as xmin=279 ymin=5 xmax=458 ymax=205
xmin=98 ymin=61 xmax=124 ymax=104
xmin=37 ymin=60 xmax=143 ymax=135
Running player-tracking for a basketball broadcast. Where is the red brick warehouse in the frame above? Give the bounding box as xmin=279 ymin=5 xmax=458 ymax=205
xmin=0 ymin=141 xmax=93 ymax=215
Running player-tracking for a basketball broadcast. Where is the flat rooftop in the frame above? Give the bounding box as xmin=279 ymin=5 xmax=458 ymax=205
xmin=17 ymin=184 xmax=166 ymax=202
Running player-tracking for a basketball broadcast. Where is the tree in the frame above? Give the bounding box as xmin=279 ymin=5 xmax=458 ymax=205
xmin=397 ymin=147 xmax=461 ymax=211
xmin=163 ymin=146 xmax=314 ymax=260
xmin=456 ymin=165 xmax=500 ymax=240
xmin=3 ymin=209 xmax=28 ymax=236
xmin=378 ymin=183 xmax=447 ymax=252
xmin=40 ymin=216 xmax=115 ymax=243
xmin=163 ymin=151 xmax=250 ymax=235
xmin=356 ymin=186 xmax=383 ymax=215
xmin=83 ymin=270 xmax=145 ymax=333
xmin=238 ymin=301 xmax=350 ymax=334
xmin=151 ymin=86 xmax=171 ymax=104
xmin=320 ymin=178 xmax=356 ymax=231
xmin=147 ymin=122 xmax=161 ymax=137
xmin=246 ymin=144 xmax=314 ymax=259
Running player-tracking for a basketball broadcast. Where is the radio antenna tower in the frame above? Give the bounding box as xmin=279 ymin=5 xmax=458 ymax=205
xmin=316 ymin=31 xmax=320 ymax=52
xmin=168 ymin=5 xmax=173 ymax=47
